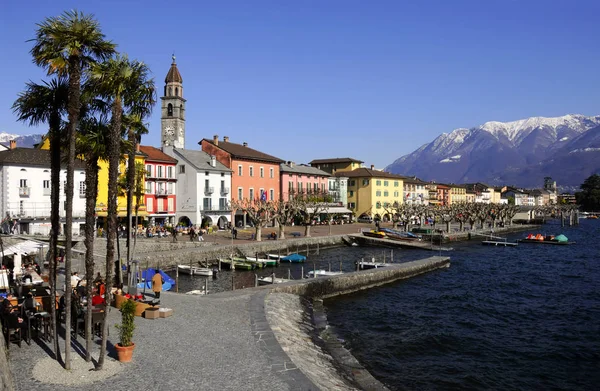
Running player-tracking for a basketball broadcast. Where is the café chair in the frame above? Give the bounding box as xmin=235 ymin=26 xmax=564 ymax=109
xmin=1 ymin=313 xmax=23 ymax=349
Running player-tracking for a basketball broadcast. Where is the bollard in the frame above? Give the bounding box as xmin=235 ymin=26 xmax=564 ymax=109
xmin=205 ymin=278 xmax=208 ymax=295
xmin=190 ymin=260 xmax=193 ymax=277
xmin=232 ymin=275 xmax=235 ymax=290
xmin=231 ymin=255 xmax=235 ymax=271
xmin=288 ymin=269 xmax=291 ymax=280
xmin=272 ymin=272 xmax=275 ymax=285
xmin=176 ymin=265 xmax=179 ymax=293
xmin=316 ymin=243 xmax=319 ymax=255
xmin=306 ymin=243 xmax=309 ymax=256
xmin=218 ymin=258 xmax=222 ymax=271
xmin=340 ymin=260 xmax=342 ymax=272
xmin=313 ymin=263 xmax=316 ymax=278
xmin=255 ymin=274 xmax=258 ymax=287
xmin=328 ymin=261 xmax=331 ymax=272
xmin=301 ymin=266 xmax=304 ymax=279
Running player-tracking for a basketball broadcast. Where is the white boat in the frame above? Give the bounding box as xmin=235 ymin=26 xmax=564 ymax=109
xmin=266 ymin=253 xmax=283 ymax=260
xmin=306 ymin=270 xmax=343 ymax=278
xmin=357 ymin=261 xmax=389 ymax=270
xmin=177 ymin=265 xmax=213 ymax=276
xmin=257 ymin=276 xmax=291 ymax=285
xmin=185 ymin=289 xmax=208 ymax=295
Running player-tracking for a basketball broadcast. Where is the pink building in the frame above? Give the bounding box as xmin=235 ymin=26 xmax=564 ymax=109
xmin=280 ymin=162 xmax=331 ymax=201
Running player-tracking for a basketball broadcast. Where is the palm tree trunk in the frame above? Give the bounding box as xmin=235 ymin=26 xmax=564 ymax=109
xmin=125 ymin=131 xmax=135 ymax=283
xmin=84 ymin=155 xmax=98 ymax=362
xmin=98 ymin=98 xmax=122 ymax=369
xmin=63 ymin=58 xmax=82 ymax=371
xmin=49 ymin=122 xmax=62 ymax=362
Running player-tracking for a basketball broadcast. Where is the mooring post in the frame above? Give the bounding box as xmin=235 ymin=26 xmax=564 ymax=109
xmin=306 ymin=243 xmax=309 ymax=256
xmin=272 ymin=272 xmax=275 ymax=285
xmin=189 ymin=260 xmax=193 ymax=277
xmin=391 ymin=249 xmax=393 ymax=263
xmin=328 ymin=261 xmax=331 ymax=272
xmin=218 ymin=258 xmax=222 ymax=271
xmin=231 ymin=254 xmax=235 ymax=271
xmin=176 ymin=265 xmax=179 ymax=293
xmin=340 ymin=260 xmax=342 ymax=272
xmin=254 ymin=274 xmax=258 ymax=287
xmin=317 ymin=243 xmax=319 ymax=255
xmin=288 ymin=269 xmax=291 ymax=280
xmin=301 ymin=266 xmax=304 ymax=279
xmin=313 ymin=263 xmax=316 ymax=278
xmin=205 ymin=278 xmax=208 ymax=295
xmin=232 ymin=275 xmax=235 ymax=290
xmin=383 ymin=251 xmax=386 ymax=263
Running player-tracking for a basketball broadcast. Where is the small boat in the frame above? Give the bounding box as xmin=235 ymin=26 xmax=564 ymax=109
xmin=362 ymin=230 xmax=386 ymax=238
xmin=185 ymin=289 xmax=208 ymax=295
xmin=587 ymin=215 xmax=598 ymax=219
xmin=137 ymin=268 xmax=175 ymax=290
xmin=266 ymin=253 xmax=283 ymax=260
xmin=357 ymin=261 xmax=389 ymax=270
xmin=177 ymin=265 xmax=213 ymax=276
xmin=280 ymin=253 xmax=306 ymax=263
xmin=380 ymin=228 xmax=421 ymax=241
xmin=245 ymin=256 xmax=279 ymax=266
xmin=517 ymin=233 xmax=574 ymax=245
xmin=218 ymin=258 xmax=256 ymax=270
xmin=306 ymin=270 xmax=343 ymax=278
xmin=257 ymin=276 xmax=291 ymax=285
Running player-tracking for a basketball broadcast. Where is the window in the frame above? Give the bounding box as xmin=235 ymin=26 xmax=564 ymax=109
xmin=384 ymin=191 xmax=389 ymax=197
xmin=179 ymin=165 xmax=185 ymax=174
xmin=270 ymin=168 xmax=274 ymax=178
xmin=249 ymin=188 xmax=254 ymax=200
xmin=298 ymin=182 xmax=303 ymax=192
xmin=167 ymin=103 xmax=173 ymax=116
xmin=362 ymin=179 xmax=369 ymax=186
xmin=203 ymin=198 xmax=211 ymax=210
xmin=376 ymin=202 xmax=382 ymax=209
xmin=349 ymin=180 xmax=356 ymax=186
xmin=260 ymin=188 xmax=265 ymax=200
xmin=376 ymin=190 xmax=381 ymax=196
xmin=260 ymin=167 xmax=264 ymax=178
xmin=238 ymin=188 xmax=243 ymax=200
xmin=238 ymin=165 xmax=243 ymax=176
xmin=221 ymin=173 xmax=225 ymax=177
xmin=145 ymin=181 xmax=152 ymax=194
xmin=289 ymin=182 xmax=294 ymax=191
xmin=157 ymin=166 xmax=163 ymax=178
xmin=168 ymin=198 xmax=174 ymax=212
xmin=20 ymin=179 xmax=27 ymax=188
xmin=348 ymin=202 xmax=356 ymax=209
xmin=219 ymin=198 xmax=227 ymax=210
xmin=314 ymin=183 xmax=318 ymax=192
xmin=175 ymin=87 xmax=179 ymax=97
xmin=147 ymin=198 xmax=153 ymax=212
xmin=146 ymin=164 xmax=152 ymax=177
xmin=220 ymin=180 xmax=225 ymax=192
xmin=376 ymin=180 xmax=381 ymax=186
xmin=167 ymin=166 xmax=173 ymax=178
xmin=394 ymin=181 xmax=399 ymax=187
xmin=321 ymin=183 xmax=325 ymax=192
xmin=168 ymin=182 xmax=174 ymax=194
xmin=79 ymin=181 xmax=86 ymax=197
xmin=349 ymin=191 xmax=354 ymax=197
xmin=394 ymin=191 xmax=399 ymax=197
xmin=249 ymin=166 xmax=254 ymax=177
xmin=384 ymin=181 xmax=389 ymax=186
xmin=43 ymin=180 xmax=50 ymax=189
xmin=270 ymin=189 xmax=274 ymax=201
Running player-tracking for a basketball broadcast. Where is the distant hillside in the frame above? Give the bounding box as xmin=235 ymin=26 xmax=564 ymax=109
xmin=0 ymin=132 xmax=43 ymax=148
xmin=385 ymin=114 xmax=600 ymax=188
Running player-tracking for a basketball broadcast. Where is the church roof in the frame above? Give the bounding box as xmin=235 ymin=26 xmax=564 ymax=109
xmin=165 ymin=56 xmax=182 ymax=84
xmin=139 ymin=146 xmax=177 ymax=163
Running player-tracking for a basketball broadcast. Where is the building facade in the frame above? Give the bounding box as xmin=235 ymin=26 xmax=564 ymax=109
xmin=308 ymin=157 xmax=363 ymax=175
xmin=139 ymin=145 xmax=177 ymax=227
xmin=328 ymin=176 xmax=348 ymax=206
xmin=0 ymin=146 xmax=86 ymax=235
xmin=402 ymin=177 xmax=429 ymax=205
xmin=279 ymin=162 xmax=330 ymax=201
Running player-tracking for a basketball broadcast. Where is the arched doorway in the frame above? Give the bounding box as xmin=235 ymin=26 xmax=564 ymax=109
xmin=201 ymin=216 xmax=213 ymax=228
xmin=178 ymin=216 xmax=192 ymax=227
xmin=217 ymin=216 xmax=229 ymax=230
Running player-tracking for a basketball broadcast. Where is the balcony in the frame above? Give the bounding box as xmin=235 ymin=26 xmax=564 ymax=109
xmin=204 ymin=187 xmax=214 ymax=195
xmin=156 ymin=189 xmax=172 ymax=196
xmin=201 ymin=205 xmax=231 ymax=212
xmin=19 ymin=187 xmax=30 ymax=197
xmin=43 ymin=188 xmax=51 ymax=196
xmin=220 ymin=187 xmax=229 ymax=195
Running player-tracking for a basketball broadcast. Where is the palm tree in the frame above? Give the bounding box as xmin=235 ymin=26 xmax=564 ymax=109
xmin=12 ymin=78 xmax=68 ymax=360
xmin=89 ymin=54 xmax=154 ymax=369
xmin=30 ymin=10 xmax=115 ymax=369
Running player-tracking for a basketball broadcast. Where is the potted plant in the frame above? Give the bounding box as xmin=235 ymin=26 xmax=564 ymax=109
xmin=115 ymin=298 xmax=136 ymax=362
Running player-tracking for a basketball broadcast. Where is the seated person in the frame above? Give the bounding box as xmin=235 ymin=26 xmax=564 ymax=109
xmin=22 ymin=292 xmax=38 ymax=315
xmin=91 ymin=294 xmax=105 ymax=306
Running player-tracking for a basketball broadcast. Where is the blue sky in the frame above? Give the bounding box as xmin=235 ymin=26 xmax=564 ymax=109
xmin=2 ymin=0 xmax=600 ymax=168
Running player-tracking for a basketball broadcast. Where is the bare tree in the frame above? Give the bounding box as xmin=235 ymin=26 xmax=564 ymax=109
xmin=296 ymin=190 xmax=329 ymax=237
xmin=272 ymin=199 xmax=299 ymax=239
xmin=230 ymin=198 xmax=275 ymax=241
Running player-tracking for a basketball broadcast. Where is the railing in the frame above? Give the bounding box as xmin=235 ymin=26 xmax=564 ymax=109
xmin=156 ymin=189 xmax=172 ymax=196
xmin=220 ymin=187 xmax=229 ymax=195
xmin=201 ymin=205 xmax=231 ymax=212
xmin=43 ymin=188 xmax=51 ymax=196
xmin=204 ymin=187 xmax=214 ymax=195
xmin=6 ymin=205 xmax=86 ymax=219
xmin=19 ymin=187 xmax=30 ymax=197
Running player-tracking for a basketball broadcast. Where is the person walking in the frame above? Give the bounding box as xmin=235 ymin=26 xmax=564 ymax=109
xmin=189 ymin=226 xmax=196 ymax=242
xmin=171 ymin=226 xmax=178 ymax=242
xmin=151 ymin=270 xmax=163 ymax=303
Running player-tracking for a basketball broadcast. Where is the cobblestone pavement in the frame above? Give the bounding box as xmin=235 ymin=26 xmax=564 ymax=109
xmin=8 ymin=290 xmax=302 ymax=391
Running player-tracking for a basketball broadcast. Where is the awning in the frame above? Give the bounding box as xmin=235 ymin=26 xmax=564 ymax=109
xmin=0 ymin=240 xmax=47 ymax=258
xmin=96 ymin=211 xmax=148 ymax=217
xmin=307 ymin=206 xmax=352 ymax=214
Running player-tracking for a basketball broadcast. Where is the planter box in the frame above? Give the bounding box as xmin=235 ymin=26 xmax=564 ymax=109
xmin=158 ymin=308 xmax=173 ymax=318
xmin=113 ymin=294 xmax=159 ymax=317
xmin=144 ymin=307 xmax=160 ymax=319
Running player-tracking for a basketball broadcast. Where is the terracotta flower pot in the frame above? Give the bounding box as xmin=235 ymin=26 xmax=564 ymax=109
xmin=115 ymin=342 xmax=135 ymax=362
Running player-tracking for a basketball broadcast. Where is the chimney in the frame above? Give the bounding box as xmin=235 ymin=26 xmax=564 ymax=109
xmin=136 ymin=143 xmax=141 ymax=153
xmin=9 ymin=140 xmax=16 ymax=150
xmin=213 ymin=135 xmax=219 ymax=146
xmin=210 ymin=155 xmax=216 ymax=167
xmin=243 ymin=142 xmax=248 ymax=147
xmin=287 ymin=161 xmax=294 ymax=168
xmin=370 ymin=164 xmax=374 ymax=170
xmin=223 ymin=136 xmax=229 ymax=142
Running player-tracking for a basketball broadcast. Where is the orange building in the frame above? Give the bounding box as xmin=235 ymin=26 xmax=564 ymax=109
xmin=200 ymin=135 xmax=284 ymax=226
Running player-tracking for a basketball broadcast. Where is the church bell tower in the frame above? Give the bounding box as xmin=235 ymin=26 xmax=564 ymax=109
xmin=161 ymin=55 xmax=186 ymax=148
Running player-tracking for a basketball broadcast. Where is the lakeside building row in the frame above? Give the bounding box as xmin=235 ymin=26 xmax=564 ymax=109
xmin=0 ymin=57 xmax=561 ymax=234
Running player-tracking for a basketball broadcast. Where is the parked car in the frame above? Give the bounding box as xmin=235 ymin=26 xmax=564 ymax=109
xmin=357 ymin=216 xmax=373 ymax=223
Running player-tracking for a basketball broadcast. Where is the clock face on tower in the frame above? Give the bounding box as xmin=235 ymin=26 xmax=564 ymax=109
xmin=165 ymin=126 xmax=175 ymax=137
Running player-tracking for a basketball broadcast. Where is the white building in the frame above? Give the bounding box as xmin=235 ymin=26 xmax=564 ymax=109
xmin=0 ymin=146 xmax=86 ymax=235
xmin=163 ymin=146 xmax=232 ymax=229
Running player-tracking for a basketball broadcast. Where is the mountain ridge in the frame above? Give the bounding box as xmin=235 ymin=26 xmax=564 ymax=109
xmin=385 ymin=114 xmax=600 ymax=189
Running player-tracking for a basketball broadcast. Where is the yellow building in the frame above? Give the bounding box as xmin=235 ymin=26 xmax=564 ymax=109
xmin=38 ymin=137 xmax=147 ymax=220
xmin=449 ymin=184 xmax=467 ymax=204
xmin=335 ymin=168 xmax=404 ymax=221
xmin=308 ymin=157 xmax=363 ymax=175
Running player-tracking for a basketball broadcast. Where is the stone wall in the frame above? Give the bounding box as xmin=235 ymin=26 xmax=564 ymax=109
xmin=0 ymin=340 xmax=15 ymax=391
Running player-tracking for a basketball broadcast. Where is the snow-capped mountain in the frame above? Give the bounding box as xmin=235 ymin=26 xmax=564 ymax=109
xmin=385 ymin=114 xmax=600 ymax=188
xmin=0 ymin=132 xmax=43 ymax=148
